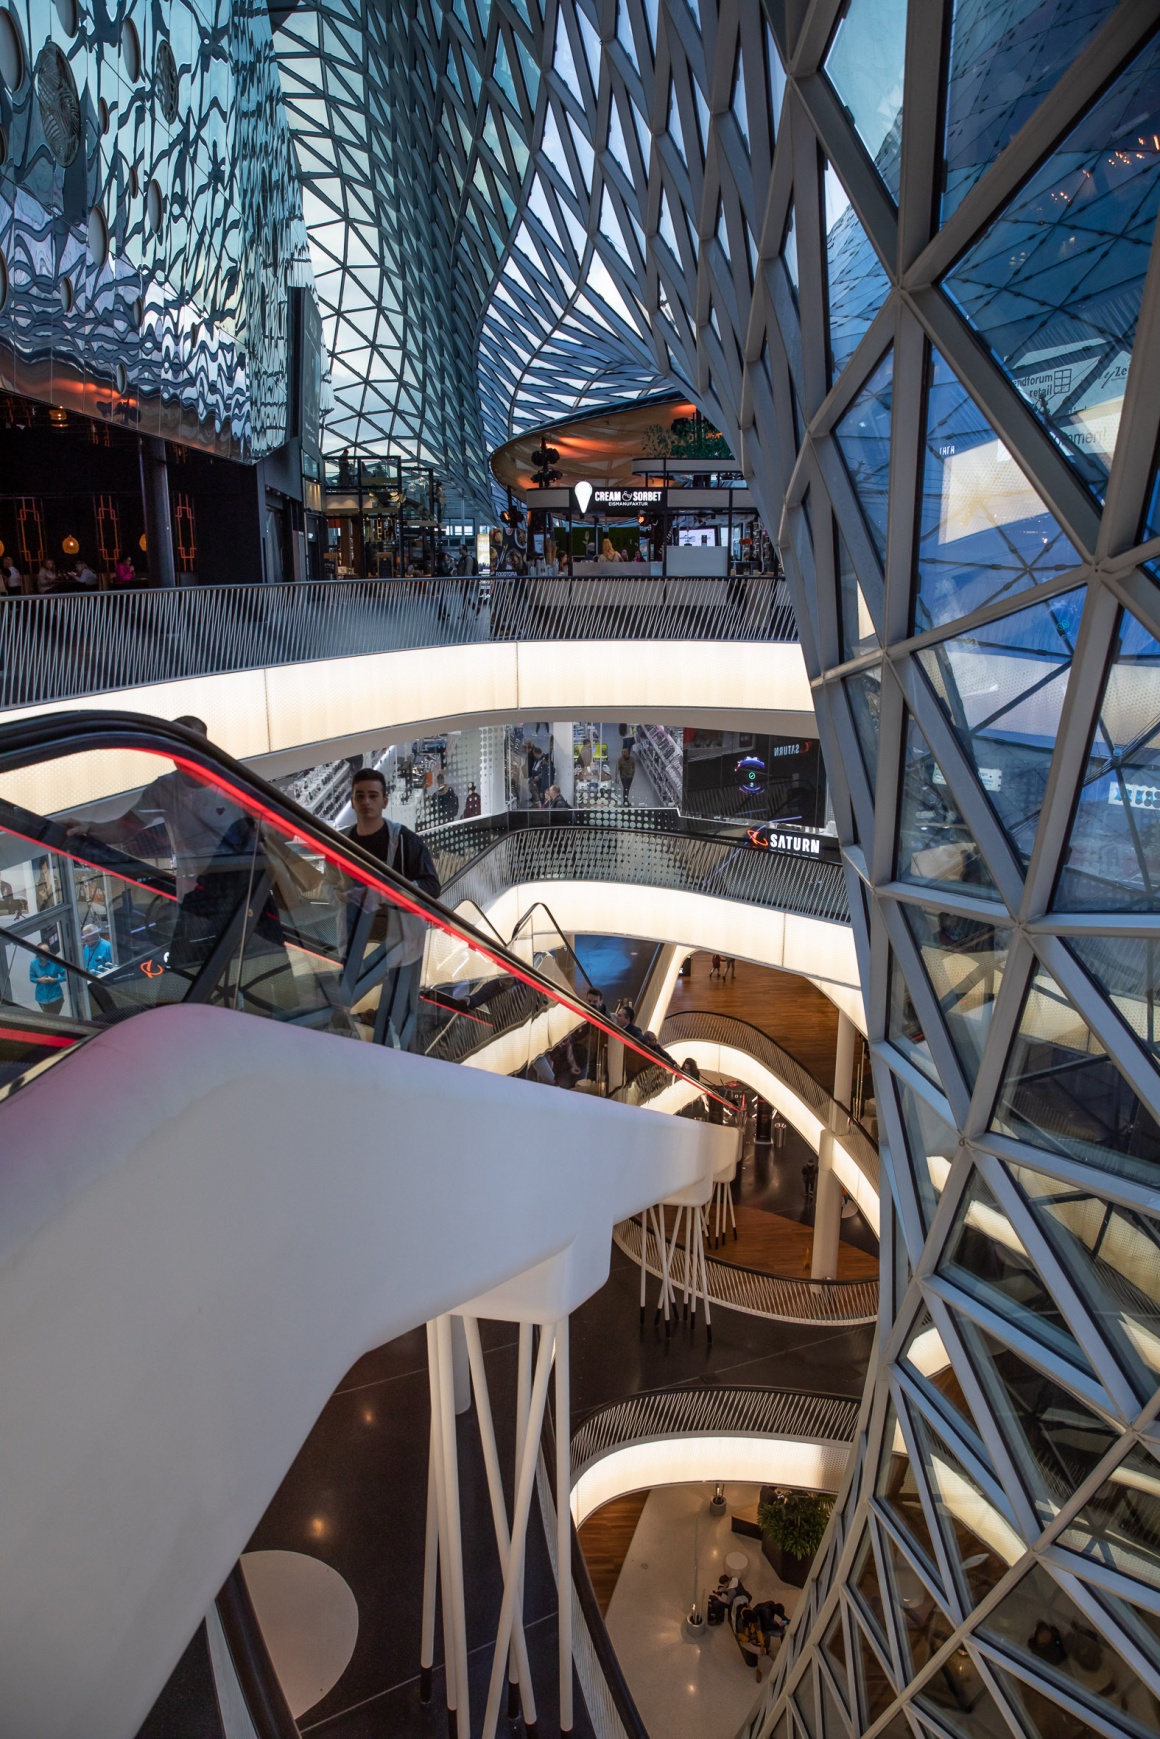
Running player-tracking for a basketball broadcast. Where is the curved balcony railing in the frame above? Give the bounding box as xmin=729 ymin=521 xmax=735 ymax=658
xmin=571 ymin=1384 xmax=860 ymax=1482
xmin=658 ymin=1011 xmax=880 ymax=1195
xmin=0 ymin=574 xmax=796 ymax=711
xmin=534 ymin=1385 xmax=859 ymax=1739
xmin=613 ymin=1216 xmax=879 ymax=1326
xmin=430 ymin=810 xmax=851 ymax=927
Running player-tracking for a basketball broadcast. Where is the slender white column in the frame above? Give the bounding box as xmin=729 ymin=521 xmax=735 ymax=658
xmin=482 ymin=1324 xmax=556 ymax=1739
xmin=434 ymin=1314 xmax=471 ymax=1739
xmin=555 ymin=1314 xmax=573 ymax=1734
xmin=812 ymin=1011 xmax=856 ymax=1281
xmin=425 ymin=1321 xmax=458 ymax=1723
xmin=419 ymin=1411 xmax=439 ymax=1705
xmin=459 ymin=1316 xmax=537 ymax=1727
xmin=513 ymin=1322 xmax=533 ymax=1714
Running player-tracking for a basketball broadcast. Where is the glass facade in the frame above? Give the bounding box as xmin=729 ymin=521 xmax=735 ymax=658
xmin=0 ymin=0 xmax=312 ymax=458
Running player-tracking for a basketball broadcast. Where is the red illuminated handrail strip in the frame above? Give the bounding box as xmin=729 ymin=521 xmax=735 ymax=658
xmin=0 ymin=710 xmax=730 ymax=1107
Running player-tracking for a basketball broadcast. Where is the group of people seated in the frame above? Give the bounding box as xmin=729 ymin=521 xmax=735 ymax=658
xmin=1 ymin=553 xmax=144 ymax=594
xmin=708 ymin=1573 xmax=789 ymax=1660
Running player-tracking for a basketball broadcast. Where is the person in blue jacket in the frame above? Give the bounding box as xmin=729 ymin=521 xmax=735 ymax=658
xmin=29 ymin=952 xmax=68 ymax=1018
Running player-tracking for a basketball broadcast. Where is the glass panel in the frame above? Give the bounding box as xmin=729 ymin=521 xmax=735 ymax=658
xmin=897 ymin=711 xmax=999 ymax=900
xmin=941 ymin=1168 xmax=1093 ymax=1373
xmin=838 ymin=527 xmax=880 ymax=660
xmin=943 ymin=33 xmax=1160 ymax=499
xmin=993 ymin=964 xmax=1160 ymax=1184
xmin=917 ymin=588 xmax=1085 ymax=864
xmin=1008 ymin=1162 xmax=1160 ymax=1404
xmin=1070 ymin=936 xmax=1160 ymax=1062
xmin=941 ymin=0 xmax=1119 ymax=219
xmin=912 ymin=1409 xmax=1023 ymax=1604
xmin=820 ymin=1673 xmax=850 ymax=1735
xmin=1060 ymin=1440 xmax=1160 ymax=1593
xmin=903 ymin=1308 xmax=977 ymax=1441
xmin=917 ymin=1661 xmax=1028 ymax=1739
xmin=881 ymin=1527 xmax=948 ymax=1678
xmin=879 ymin=1401 xmax=943 ymax=1577
xmin=963 ymin=1326 xmax=1118 ymax=1526
xmin=825 ymin=159 xmax=892 ymax=382
xmin=889 ymin=952 xmax=941 ymax=1085
xmin=824 ymin=0 xmax=906 ymax=202
xmin=981 ymin=1562 xmax=1159 ymax=1734
xmin=794 ymin=1672 xmax=821 ymax=1739
xmin=853 ymin=1612 xmax=896 ymax=1725
xmin=823 ymin=1606 xmax=849 ymax=1690
xmin=987 ymin=1659 xmax=1134 ymax=1739
xmin=834 ymin=349 xmax=893 ymax=561
xmin=895 ymin=1076 xmax=960 ymax=1226
xmin=901 ymin=903 xmax=1007 ymax=1079
xmin=846 ymin=664 xmax=883 ymax=785
xmin=0 ymin=735 xmax=694 ymax=1111
xmin=915 ymin=346 xmax=1081 ymax=632
xmin=782 ymin=201 xmax=799 ymax=299
xmin=852 ymin=1531 xmax=889 ymax=1645
xmin=1058 ymin=610 xmax=1160 ymax=911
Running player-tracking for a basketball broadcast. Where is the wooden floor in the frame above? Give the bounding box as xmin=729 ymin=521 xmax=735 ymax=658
xmin=656 ymin=1202 xmax=877 ymax=1281
xmin=579 ymin=1490 xmax=650 ymax=1616
xmin=667 ymin=953 xmax=842 ymax=1086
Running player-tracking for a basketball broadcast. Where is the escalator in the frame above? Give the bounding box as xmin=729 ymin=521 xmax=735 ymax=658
xmin=0 ymin=710 xmax=711 ymax=1105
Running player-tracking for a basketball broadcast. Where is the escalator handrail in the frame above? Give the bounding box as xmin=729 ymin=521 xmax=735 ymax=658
xmin=0 ymin=710 xmax=728 ymax=1105
xmin=215 ymin=1565 xmax=301 ymax=1739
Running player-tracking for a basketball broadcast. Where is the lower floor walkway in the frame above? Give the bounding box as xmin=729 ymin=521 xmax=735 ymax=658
xmin=139 ymin=1244 xmax=873 ymax=1737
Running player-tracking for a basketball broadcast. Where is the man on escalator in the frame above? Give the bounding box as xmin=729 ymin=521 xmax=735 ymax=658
xmin=343 ymin=769 xmax=441 ymax=899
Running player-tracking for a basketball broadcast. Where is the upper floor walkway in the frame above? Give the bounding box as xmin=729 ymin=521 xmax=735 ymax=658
xmin=0 ymin=577 xmax=812 ymax=775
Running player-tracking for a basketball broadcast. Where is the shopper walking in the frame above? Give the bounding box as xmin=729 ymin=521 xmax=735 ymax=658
xmin=616 ymin=742 xmax=636 ymax=805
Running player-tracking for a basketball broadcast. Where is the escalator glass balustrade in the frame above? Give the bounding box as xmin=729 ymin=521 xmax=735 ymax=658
xmin=0 ymin=713 xmax=713 ymax=1106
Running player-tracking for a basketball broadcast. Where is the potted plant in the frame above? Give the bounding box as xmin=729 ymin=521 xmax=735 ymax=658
xmin=757 ymin=1488 xmax=833 ymax=1587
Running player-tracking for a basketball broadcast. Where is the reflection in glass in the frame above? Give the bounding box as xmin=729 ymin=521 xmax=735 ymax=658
xmin=825 ymin=160 xmax=891 ymax=382
xmin=944 ymin=33 xmax=1160 ymax=499
xmin=881 ymin=1525 xmax=948 ymax=1679
xmin=888 ymin=951 xmax=941 ymax=1085
xmin=962 ymin=1325 xmax=1118 ymax=1526
xmin=782 ymin=201 xmax=799 ymax=300
xmin=853 ymin=1613 xmax=896 ymax=1725
xmin=994 ymin=965 xmax=1160 ymax=1183
xmin=895 ymin=1076 xmax=960 ymax=1227
xmin=911 ymin=1407 xmax=1022 ymax=1605
xmin=941 ymin=1168 xmax=1092 ymax=1373
xmin=919 ymin=1661 xmax=1046 ymax=1739
xmin=1058 ymin=610 xmax=1160 ymax=910
xmin=1061 ymin=1440 xmax=1160 ymax=1594
xmin=852 ymin=1531 xmax=889 ymax=1646
xmin=981 ymin=1562 xmax=1160 ymax=1735
xmin=915 ymin=347 xmax=1081 ymax=631
xmin=901 ymin=902 xmax=1006 ymax=1079
xmin=903 ymin=1308 xmax=978 ymax=1444
xmin=1008 ymin=1160 xmax=1160 ymax=1404
xmin=879 ymin=1402 xmax=942 ymax=1576
xmin=897 ymin=712 xmax=999 ymax=900
xmin=835 ymin=349 xmax=893 ymax=560
xmin=1070 ymin=935 xmax=1160 ymax=1063
xmin=824 ymin=0 xmax=906 ymax=201
xmin=822 ymin=1608 xmax=848 ymax=1687
xmin=917 ymin=588 xmax=1084 ymax=863
xmin=987 ymin=1660 xmax=1132 ymax=1739
xmin=838 ymin=527 xmax=880 ymax=661
xmin=940 ymin=0 xmax=1118 ymax=219
xmin=846 ymin=664 xmax=883 ymax=785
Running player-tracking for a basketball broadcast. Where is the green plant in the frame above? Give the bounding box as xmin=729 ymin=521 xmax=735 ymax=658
xmin=758 ymin=1490 xmax=833 ymax=1560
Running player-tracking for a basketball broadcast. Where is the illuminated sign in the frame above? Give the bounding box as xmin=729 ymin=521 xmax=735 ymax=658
xmin=590 ymin=487 xmax=665 ymax=508
xmin=746 ymin=826 xmax=824 ymax=856
xmin=736 ymin=755 xmax=766 ymax=796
